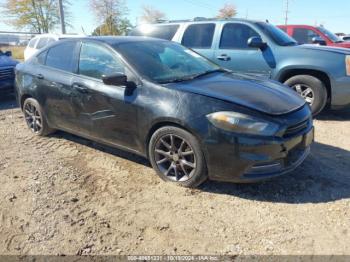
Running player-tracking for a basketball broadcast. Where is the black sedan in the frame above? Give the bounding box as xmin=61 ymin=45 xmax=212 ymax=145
xmin=15 ymin=37 xmax=314 ymax=187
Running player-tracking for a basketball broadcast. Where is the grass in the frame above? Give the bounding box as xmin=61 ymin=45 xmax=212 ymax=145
xmin=1 ymin=45 xmax=25 ymax=61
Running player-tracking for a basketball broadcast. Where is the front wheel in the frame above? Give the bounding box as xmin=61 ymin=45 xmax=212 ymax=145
xmin=149 ymin=126 xmax=208 ymax=188
xmin=284 ymin=75 xmax=328 ymax=115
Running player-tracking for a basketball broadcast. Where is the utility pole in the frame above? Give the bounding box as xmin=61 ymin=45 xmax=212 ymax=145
xmin=284 ymin=0 xmax=290 ymax=25
xmin=58 ymin=0 xmax=66 ymax=34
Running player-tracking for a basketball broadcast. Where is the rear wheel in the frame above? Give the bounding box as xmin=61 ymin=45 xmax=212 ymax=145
xmin=23 ymin=98 xmax=54 ymax=136
xmin=149 ymin=126 xmax=208 ymax=188
xmin=284 ymin=75 xmax=327 ymax=115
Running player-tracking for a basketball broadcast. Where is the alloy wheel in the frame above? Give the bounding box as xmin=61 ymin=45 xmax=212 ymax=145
xmin=24 ymin=102 xmax=43 ymax=134
xmin=154 ymin=134 xmax=196 ymax=182
xmin=292 ymin=84 xmax=315 ymax=106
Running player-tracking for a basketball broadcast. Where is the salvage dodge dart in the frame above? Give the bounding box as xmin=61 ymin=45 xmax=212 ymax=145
xmin=15 ymin=37 xmax=314 ymax=187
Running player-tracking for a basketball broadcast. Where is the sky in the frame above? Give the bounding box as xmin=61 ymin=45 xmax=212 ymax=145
xmin=0 ymin=0 xmax=349 ymax=34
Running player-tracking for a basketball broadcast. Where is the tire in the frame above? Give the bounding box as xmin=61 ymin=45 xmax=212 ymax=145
xmin=284 ymin=75 xmax=328 ymax=115
xmin=149 ymin=126 xmax=208 ymax=188
xmin=23 ymin=98 xmax=54 ymax=136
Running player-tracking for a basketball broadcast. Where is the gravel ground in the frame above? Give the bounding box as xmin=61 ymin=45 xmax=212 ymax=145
xmin=0 ymin=95 xmax=349 ymax=256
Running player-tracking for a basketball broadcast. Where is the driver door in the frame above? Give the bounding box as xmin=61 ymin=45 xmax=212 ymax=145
xmin=70 ymin=41 xmax=139 ymax=149
xmin=214 ymin=22 xmax=272 ymax=78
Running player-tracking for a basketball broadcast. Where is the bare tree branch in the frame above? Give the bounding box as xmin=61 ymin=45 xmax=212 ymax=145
xmin=217 ymin=3 xmax=237 ymax=19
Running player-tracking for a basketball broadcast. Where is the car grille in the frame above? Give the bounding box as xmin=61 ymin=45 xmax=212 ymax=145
xmin=0 ymin=67 xmax=14 ymax=80
xmin=284 ymin=119 xmax=309 ymax=137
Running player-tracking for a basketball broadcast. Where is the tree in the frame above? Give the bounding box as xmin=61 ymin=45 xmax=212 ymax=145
xmin=1 ymin=0 xmax=71 ymax=33
xmin=140 ymin=5 xmax=166 ymax=23
xmin=90 ymin=0 xmax=131 ymax=36
xmin=92 ymin=17 xmax=132 ymax=36
xmin=217 ymin=3 xmax=237 ymax=19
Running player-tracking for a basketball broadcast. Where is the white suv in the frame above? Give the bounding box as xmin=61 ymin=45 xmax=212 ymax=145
xmin=24 ymin=34 xmax=85 ymax=61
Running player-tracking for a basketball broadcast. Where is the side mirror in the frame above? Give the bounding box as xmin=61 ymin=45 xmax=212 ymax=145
xmin=102 ymin=73 xmax=128 ymax=86
xmin=5 ymin=51 xmax=12 ymax=57
xmin=247 ymin=36 xmax=267 ymax=50
xmin=312 ymin=36 xmax=327 ymax=46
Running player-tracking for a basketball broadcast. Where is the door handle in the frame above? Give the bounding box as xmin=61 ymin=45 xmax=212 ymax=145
xmin=36 ymin=74 xmax=44 ymax=80
xmin=217 ymin=54 xmax=231 ymax=61
xmin=72 ymin=83 xmax=89 ymax=93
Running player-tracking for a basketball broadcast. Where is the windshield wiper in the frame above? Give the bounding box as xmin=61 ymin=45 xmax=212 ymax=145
xmin=159 ymin=69 xmax=227 ymax=84
xmin=189 ymin=69 xmax=227 ymax=80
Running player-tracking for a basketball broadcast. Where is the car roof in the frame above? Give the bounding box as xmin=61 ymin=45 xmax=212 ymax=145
xmin=136 ymin=18 xmax=263 ymax=26
xmin=278 ymin=25 xmax=319 ymax=28
xmin=66 ymin=36 xmax=167 ymax=45
xmin=33 ymin=33 xmax=85 ymax=39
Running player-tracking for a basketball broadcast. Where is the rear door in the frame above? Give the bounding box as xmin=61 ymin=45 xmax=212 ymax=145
xmin=214 ymin=22 xmax=272 ymax=78
xmin=34 ymin=41 xmax=82 ymax=132
xmin=180 ymin=23 xmax=216 ymax=60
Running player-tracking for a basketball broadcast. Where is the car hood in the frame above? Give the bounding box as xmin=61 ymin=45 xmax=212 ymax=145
xmin=0 ymin=55 xmax=18 ymax=67
xmin=166 ymin=72 xmax=306 ymax=116
xmin=333 ymin=42 xmax=350 ymax=48
xmin=298 ymin=44 xmax=350 ymax=55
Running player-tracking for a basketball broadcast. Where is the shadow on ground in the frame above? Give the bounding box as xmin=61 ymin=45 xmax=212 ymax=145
xmin=56 ymin=130 xmax=350 ymax=205
xmin=52 ymin=131 xmax=151 ymax=167
xmin=199 ymin=142 xmax=350 ymax=204
xmin=316 ymin=108 xmax=350 ymax=121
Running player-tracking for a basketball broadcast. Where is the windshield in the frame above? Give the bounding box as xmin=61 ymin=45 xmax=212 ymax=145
xmin=115 ymin=41 xmax=221 ymax=83
xmin=255 ymin=22 xmax=298 ymax=46
xmin=317 ymin=27 xmax=342 ymax=43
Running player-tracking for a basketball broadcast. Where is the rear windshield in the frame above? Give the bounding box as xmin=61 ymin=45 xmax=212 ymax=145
xmin=129 ymin=24 xmax=180 ymax=40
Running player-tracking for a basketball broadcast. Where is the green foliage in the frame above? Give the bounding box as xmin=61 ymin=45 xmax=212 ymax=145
xmin=92 ymin=17 xmax=132 ymax=36
xmin=90 ymin=0 xmax=132 ymax=36
xmin=1 ymin=0 xmax=71 ymax=33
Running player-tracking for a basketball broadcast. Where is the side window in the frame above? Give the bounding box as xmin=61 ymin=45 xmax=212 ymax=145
xmin=46 ymin=41 xmax=77 ymax=72
xmin=292 ymin=28 xmax=320 ymax=44
xmin=220 ymin=23 xmax=260 ymax=49
xmin=28 ymin=38 xmax=38 ymax=48
xmin=129 ymin=25 xmax=179 ymax=40
xmin=79 ymin=42 xmax=124 ymax=79
xmin=181 ymin=24 xmax=215 ymax=49
xmin=36 ymin=37 xmax=48 ymax=49
xmin=36 ymin=50 xmax=48 ymax=65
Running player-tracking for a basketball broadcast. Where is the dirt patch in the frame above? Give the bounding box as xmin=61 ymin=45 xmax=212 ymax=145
xmin=0 ymin=95 xmax=349 ymax=255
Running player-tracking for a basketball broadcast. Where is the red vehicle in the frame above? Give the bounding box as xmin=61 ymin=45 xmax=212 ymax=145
xmin=278 ymin=25 xmax=350 ymax=48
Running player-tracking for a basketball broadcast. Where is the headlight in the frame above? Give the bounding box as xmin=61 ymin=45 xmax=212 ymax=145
xmin=207 ymin=112 xmax=279 ymax=136
xmin=346 ymin=56 xmax=350 ymax=76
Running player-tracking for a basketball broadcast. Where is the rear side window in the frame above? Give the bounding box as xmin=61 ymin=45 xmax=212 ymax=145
xmin=46 ymin=42 xmax=77 ymax=72
xmin=220 ymin=23 xmax=260 ymax=49
xmin=28 ymin=38 xmax=38 ymax=48
xmin=79 ymin=42 xmax=125 ymax=79
xmin=292 ymin=28 xmax=319 ymax=44
xmin=129 ymin=25 xmax=179 ymax=40
xmin=36 ymin=37 xmax=48 ymax=49
xmin=181 ymin=23 xmax=215 ymax=49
